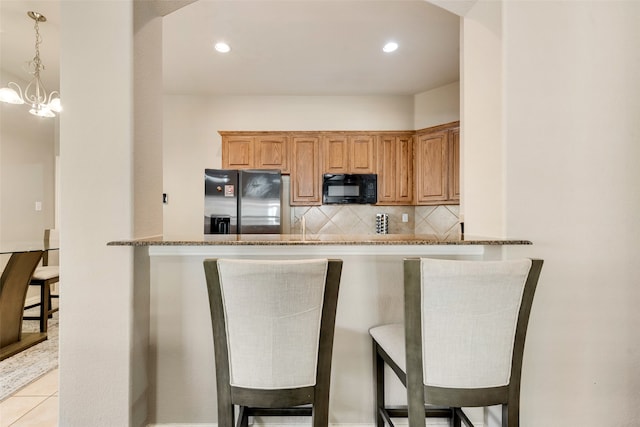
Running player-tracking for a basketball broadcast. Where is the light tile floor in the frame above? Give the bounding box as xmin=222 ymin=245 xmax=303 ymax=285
xmin=0 ymin=369 xmax=58 ymax=427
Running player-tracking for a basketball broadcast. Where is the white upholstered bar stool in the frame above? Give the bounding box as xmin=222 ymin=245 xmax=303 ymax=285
xmin=24 ymin=229 xmax=59 ymax=333
xmin=369 ymin=258 xmax=543 ymax=427
xmin=203 ymin=258 xmax=343 ymax=427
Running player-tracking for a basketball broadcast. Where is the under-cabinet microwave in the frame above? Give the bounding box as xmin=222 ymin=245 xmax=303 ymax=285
xmin=322 ymin=174 xmax=377 ymax=204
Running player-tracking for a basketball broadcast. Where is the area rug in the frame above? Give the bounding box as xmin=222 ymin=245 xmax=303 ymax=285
xmin=0 ymin=310 xmax=59 ymax=401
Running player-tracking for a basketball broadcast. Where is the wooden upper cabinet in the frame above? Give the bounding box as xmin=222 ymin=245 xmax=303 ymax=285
xmin=291 ymin=135 xmax=321 ymax=205
xmin=414 ymin=122 xmax=460 ymax=205
xmin=255 ymin=135 xmax=289 ymax=173
xmin=221 ymin=133 xmax=289 ymax=173
xmin=415 ymin=130 xmax=448 ymax=204
xmin=448 ymin=127 xmax=460 ymax=201
xmin=221 ymin=124 xmax=458 ymax=207
xmin=349 ymin=135 xmax=376 ymax=173
xmin=322 ymin=134 xmax=376 ymax=174
xmin=222 ymin=136 xmax=254 ymax=169
xmin=323 ymin=135 xmax=349 ymax=173
xmin=376 ymin=134 xmax=413 ymax=205
xmin=395 ymin=135 xmax=413 ymax=203
xmin=377 ymin=136 xmax=396 ymax=203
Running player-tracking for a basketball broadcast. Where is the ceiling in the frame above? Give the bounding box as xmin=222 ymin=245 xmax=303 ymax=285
xmin=1 ymin=0 xmax=462 ymax=97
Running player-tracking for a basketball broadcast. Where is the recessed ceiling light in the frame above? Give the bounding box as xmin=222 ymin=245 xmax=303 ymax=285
xmin=383 ymin=42 xmax=398 ymax=53
xmin=214 ymin=42 xmax=231 ymax=53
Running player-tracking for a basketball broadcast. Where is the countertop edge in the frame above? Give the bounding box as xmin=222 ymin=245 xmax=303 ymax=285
xmin=107 ymin=235 xmax=532 ymax=247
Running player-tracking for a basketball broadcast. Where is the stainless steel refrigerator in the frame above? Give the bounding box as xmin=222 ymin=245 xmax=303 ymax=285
xmin=204 ymin=169 xmax=282 ymax=234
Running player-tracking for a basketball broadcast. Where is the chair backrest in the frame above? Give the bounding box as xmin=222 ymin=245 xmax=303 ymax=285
xmin=203 ymin=258 xmax=342 ymax=390
xmin=404 ymin=258 xmax=543 ymax=390
xmin=43 ymin=229 xmax=59 ymax=266
xmin=0 ymin=251 xmax=43 ymax=347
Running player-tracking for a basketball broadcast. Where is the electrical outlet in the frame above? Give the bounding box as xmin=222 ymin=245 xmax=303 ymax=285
xmin=402 ymin=213 xmax=409 ymax=222
xmin=35 ymin=201 xmax=42 ymax=211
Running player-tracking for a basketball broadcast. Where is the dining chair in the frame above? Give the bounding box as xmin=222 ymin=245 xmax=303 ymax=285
xmin=24 ymin=229 xmax=59 ymax=333
xmin=203 ymin=258 xmax=343 ymax=427
xmin=1 ymin=250 xmax=45 ymax=360
xmin=369 ymin=257 xmax=543 ymax=427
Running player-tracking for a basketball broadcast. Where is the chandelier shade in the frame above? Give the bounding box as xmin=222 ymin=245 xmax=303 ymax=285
xmin=0 ymin=11 xmax=62 ymax=118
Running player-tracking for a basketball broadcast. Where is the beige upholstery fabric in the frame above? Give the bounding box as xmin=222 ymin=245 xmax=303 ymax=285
xmin=48 ymin=229 xmax=60 ymax=245
xmin=420 ymin=258 xmax=532 ymax=388
xmin=369 ymin=323 xmax=405 ymax=371
xmin=31 ymin=266 xmax=59 ymax=281
xmin=217 ymin=259 xmax=329 ymax=389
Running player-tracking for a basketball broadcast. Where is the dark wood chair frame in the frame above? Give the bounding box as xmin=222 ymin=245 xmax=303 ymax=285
xmin=373 ymin=258 xmax=543 ymax=427
xmin=203 ymin=258 xmax=343 ymax=427
xmin=24 ymin=229 xmax=59 ymax=333
xmin=1 ymin=250 xmax=46 ymax=361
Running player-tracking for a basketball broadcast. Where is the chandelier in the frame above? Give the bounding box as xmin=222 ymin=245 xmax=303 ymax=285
xmin=0 ymin=11 xmax=62 ymax=118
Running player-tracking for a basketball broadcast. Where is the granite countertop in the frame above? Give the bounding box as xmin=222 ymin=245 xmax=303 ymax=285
xmin=107 ymin=234 xmax=531 ymax=246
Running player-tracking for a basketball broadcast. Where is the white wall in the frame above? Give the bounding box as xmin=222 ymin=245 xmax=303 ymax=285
xmin=460 ymin=0 xmax=504 ymax=238
xmin=502 ymin=2 xmax=640 ymax=426
xmin=163 ymin=95 xmax=414 ymax=238
xmin=413 ymin=81 xmax=460 ymax=129
xmin=134 ymin=3 xmax=164 ymax=240
xmin=0 ymin=73 xmax=57 ymax=245
xmin=59 ymin=3 xmax=135 ymax=426
xmin=462 ymin=1 xmax=640 ymax=426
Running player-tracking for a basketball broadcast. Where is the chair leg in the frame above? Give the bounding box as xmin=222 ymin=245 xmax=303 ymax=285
xmin=452 ymin=407 xmax=462 ymax=427
xmin=312 ymin=393 xmax=330 ymax=427
xmin=502 ymin=403 xmax=518 ymax=427
xmin=48 ymin=286 xmax=53 ymax=318
xmin=453 ymin=408 xmax=476 ymax=427
xmin=40 ymin=283 xmax=49 ymax=333
xmin=236 ymin=406 xmax=248 ymax=427
xmin=217 ymin=404 xmax=234 ymax=427
xmin=373 ymin=343 xmax=386 ymax=427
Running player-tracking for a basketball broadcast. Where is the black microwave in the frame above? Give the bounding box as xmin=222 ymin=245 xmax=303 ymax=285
xmin=322 ymin=174 xmax=377 ymax=204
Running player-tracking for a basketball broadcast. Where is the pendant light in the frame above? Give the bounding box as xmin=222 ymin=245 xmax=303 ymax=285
xmin=0 ymin=11 xmax=62 ymax=118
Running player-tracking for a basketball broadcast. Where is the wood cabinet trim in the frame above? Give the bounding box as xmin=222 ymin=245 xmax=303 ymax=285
xmin=414 ymin=121 xmax=460 ymax=135
xmin=219 ymin=130 xmax=415 ymax=137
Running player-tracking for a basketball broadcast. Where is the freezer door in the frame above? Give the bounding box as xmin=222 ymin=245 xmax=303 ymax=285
xmin=238 ymin=170 xmax=282 ymax=234
xmin=204 ymin=169 xmax=238 ymax=234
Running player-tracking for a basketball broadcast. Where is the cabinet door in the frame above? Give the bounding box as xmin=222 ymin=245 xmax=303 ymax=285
xmin=323 ymin=134 xmax=349 ymax=173
xmin=255 ymin=135 xmax=289 ymax=173
xmin=448 ymin=128 xmax=460 ymax=201
xmin=291 ymin=136 xmax=321 ymax=205
xmin=222 ymin=136 xmax=254 ymax=169
xmin=376 ymin=135 xmax=413 ymax=205
xmin=415 ymin=131 xmax=448 ymax=204
xmin=376 ymin=136 xmax=397 ymax=203
xmin=395 ymin=135 xmax=413 ymax=204
xmin=349 ymin=135 xmax=376 ymax=173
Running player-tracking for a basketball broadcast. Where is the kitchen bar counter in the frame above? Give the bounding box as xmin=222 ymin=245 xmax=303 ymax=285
xmin=113 ymin=235 xmax=532 ymax=425
xmin=108 ymin=233 xmax=531 ymax=246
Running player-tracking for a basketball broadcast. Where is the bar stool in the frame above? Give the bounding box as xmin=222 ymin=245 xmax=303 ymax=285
xmin=1 ymin=250 xmax=45 ymax=360
xmin=203 ymin=258 xmax=343 ymax=427
xmin=24 ymin=229 xmax=59 ymax=333
xmin=369 ymin=258 xmax=543 ymax=427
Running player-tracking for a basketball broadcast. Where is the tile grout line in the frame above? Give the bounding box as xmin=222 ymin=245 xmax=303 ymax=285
xmin=8 ymin=395 xmax=58 ymax=427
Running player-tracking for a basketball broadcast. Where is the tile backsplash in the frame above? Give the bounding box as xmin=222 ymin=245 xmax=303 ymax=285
xmin=290 ymin=205 xmax=460 ymax=239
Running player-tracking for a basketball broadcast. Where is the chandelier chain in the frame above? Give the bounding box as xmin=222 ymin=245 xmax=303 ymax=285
xmin=32 ymin=16 xmax=43 ymax=77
